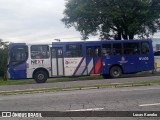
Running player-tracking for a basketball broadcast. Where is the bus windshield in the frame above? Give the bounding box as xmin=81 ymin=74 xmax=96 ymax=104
xmin=9 ymin=46 xmax=28 ymax=66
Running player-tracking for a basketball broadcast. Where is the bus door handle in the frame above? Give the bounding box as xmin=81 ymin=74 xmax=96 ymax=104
xmin=130 ymin=63 xmax=134 ymax=65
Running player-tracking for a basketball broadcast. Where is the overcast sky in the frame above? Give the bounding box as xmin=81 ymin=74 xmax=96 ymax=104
xmin=0 ymin=0 xmax=85 ymax=43
xmin=0 ymin=0 xmax=159 ymax=43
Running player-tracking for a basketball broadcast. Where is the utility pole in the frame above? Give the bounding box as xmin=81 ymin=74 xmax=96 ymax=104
xmin=54 ymin=39 xmax=61 ymax=42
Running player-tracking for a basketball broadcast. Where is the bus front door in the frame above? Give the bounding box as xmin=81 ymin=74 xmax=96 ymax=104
xmin=86 ymin=46 xmax=102 ymax=75
xmin=51 ymin=47 xmax=64 ymax=76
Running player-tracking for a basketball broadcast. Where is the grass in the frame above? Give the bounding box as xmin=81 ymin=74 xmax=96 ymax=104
xmin=0 ymin=71 xmax=159 ymax=86
xmin=0 ymin=75 xmax=103 ymax=86
xmin=0 ymin=79 xmax=34 ymax=85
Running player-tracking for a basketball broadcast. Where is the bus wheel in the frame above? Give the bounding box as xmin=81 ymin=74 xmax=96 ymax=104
xmin=34 ymin=70 xmax=48 ymax=83
xmin=110 ymin=66 xmax=122 ymax=78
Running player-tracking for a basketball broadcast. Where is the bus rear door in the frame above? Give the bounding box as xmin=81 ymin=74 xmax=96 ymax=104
xmin=86 ymin=46 xmax=102 ymax=75
xmin=138 ymin=41 xmax=154 ymax=71
xmin=51 ymin=47 xmax=64 ymax=76
xmin=122 ymin=42 xmax=139 ymax=73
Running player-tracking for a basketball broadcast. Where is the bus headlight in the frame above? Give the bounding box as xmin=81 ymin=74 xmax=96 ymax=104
xmin=103 ymin=62 xmax=105 ymax=66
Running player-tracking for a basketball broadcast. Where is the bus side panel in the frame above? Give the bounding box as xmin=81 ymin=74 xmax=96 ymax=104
xmin=90 ymin=57 xmax=102 ymax=74
xmin=103 ymin=56 xmax=122 ymax=73
xmin=8 ymin=63 xmax=27 ymax=79
xmin=103 ymin=55 xmax=138 ymax=74
xmin=27 ymin=59 xmax=51 ymax=78
xmin=86 ymin=57 xmax=102 ymax=74
xmin=122 ymin=55 xmax=138 ymax=73
xmin=64 ymin=57 xmax=85 ymax=76
xmin=138 ymin=56 xmax=154 ymax=71
xmin=74 ymin=58 xmax=87 ymax=76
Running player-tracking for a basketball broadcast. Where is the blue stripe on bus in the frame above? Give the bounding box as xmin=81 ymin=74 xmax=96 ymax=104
xmin=81 ymin=67 xmax=87 ymax=75
xmin=73 ymin=57 xmax=85 ymax=76
xmin=81 ymin=58 xmax=90 ymax=75
xmin=9 ymin=63 xmax=27 ymax=79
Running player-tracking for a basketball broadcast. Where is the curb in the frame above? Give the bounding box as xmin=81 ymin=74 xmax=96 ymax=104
xmin=0 ymin=82 xmax=159 ymax=95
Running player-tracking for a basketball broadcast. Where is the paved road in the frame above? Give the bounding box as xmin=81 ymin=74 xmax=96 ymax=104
xmin=0 ymin=75 xmax=160 ymax=91
xmin=0 ymin=85 xmax=160 ymax=120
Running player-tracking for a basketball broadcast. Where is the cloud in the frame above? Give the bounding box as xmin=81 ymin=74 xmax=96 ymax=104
xmin=153 ymin=32 xmax=160 ymax=38
xmin=0 ymin=0 xmax=82 ymax=43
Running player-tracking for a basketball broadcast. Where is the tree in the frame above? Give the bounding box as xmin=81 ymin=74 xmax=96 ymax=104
xmin=0 ymin=39 xmax=8 ymax=80
xmin=62 ymin=0 xmax=160 ymax=40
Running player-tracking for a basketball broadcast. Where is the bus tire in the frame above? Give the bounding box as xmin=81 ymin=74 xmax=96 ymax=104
xmin=110 ymin=66 xmax=122 ymax=78
xmin=34 ymin=70 xmax=48 ymax=83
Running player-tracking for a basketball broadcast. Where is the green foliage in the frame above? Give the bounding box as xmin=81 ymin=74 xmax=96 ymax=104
xmin=62 ymin=0 xmax=160 ymax=40
xmin=0 ymin=39 xmax=8 ymax=80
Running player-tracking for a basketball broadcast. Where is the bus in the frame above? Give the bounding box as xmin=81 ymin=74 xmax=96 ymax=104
xmin=153 ymin=50 xmax=160 ymax=71
xmin=7 ymin=39 xmax=154 ymax=83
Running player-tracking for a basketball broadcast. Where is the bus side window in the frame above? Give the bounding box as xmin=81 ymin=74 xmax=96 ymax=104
xmin=87 ymin=47 xmax=93 ymax=56
xmin=124 ymin=43 xmax=140 ymax=55
xmin=31 ymin=45 xmax=49 ymax=59
xmin=113 ymin=43 xmax=122 ymax=55
xmin=52 ymin=49 xmax=56 ymax=58
xmin=102 ymin=44 xmax=111 ymax=56
xmin=66 ymin=44 xmax=83 ymax=57
xmin=141 ymin=42 xmax=150 ymax=54
xmin=57 ymin=49 xmax=63 ymax=58
xmin=94 ymin=47 xmax=101 ymax=57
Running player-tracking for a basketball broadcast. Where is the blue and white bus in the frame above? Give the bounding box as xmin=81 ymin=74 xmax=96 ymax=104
xmin=7 ymin=39 xmax=154 ymax=83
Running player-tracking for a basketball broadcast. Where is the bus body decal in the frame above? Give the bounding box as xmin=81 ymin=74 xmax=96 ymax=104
xmin=97 ymin=58 xmax=102 ymax=73
xmin=82 ymin=65 xmax=88 ymax=75
xmin=75 ymin=58 xmax=87 ymax=76
xmin=87 ymin=57 xmax=94 ymax=74
xmin=91 ymin=58 xmax=102 ymax=74
xmin=82 ymin=68 xmax=87 ymax=75
xmin=73 ymin=57 xmax=85 ymax=76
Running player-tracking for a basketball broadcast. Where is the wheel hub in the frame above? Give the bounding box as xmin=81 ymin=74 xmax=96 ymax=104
xmin=38 ymin=74 xmax=44 ymax=80
xmin=113 ymin=70 xmax=119 ymax=76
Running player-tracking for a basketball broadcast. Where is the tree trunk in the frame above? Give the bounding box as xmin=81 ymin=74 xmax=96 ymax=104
xmin=114 ymin=30 xmax=121 ymax=40
xmin=129 ymin=35 xmax=134 ymax=39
